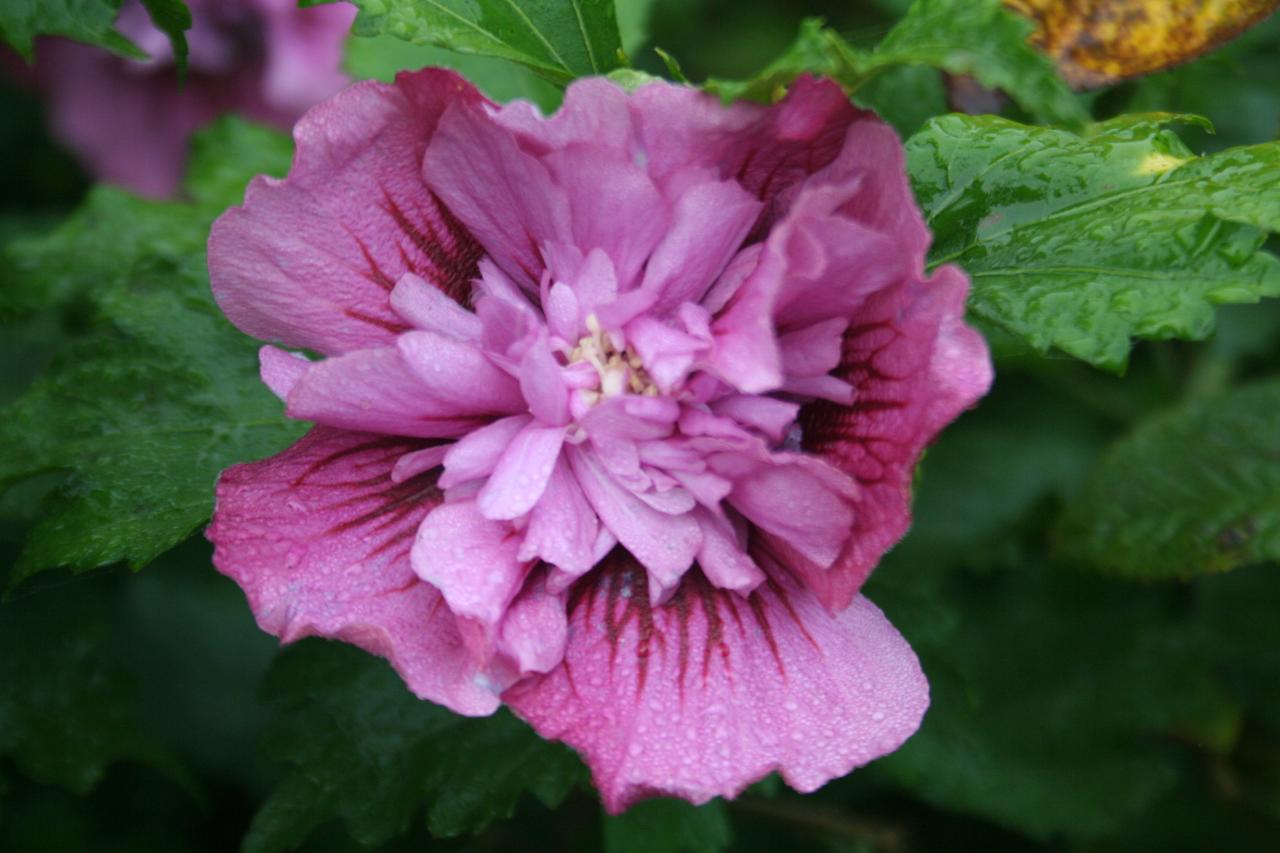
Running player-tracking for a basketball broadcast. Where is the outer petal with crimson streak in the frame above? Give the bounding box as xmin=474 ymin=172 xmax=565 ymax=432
xmin=209 ymin=69 xmax=488 ymax=356
xmin=207 ymin=426 xmax=499 ymax=714
xmin=792 ymin=265 xmax=992 ymax=612
xmin=503 ymin=552 xmax=929 ymax=812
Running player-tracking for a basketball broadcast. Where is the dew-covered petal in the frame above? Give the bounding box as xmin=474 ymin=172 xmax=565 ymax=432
xmin=397 ymin=329 xmax=525 ymax=414
xmin=390 ymin=272 xmax=483 ymax=340
xmin=568 ymin=447 xmax=702 ymax=600
xmin=641 ymin=179 xmax=762 ymax=314
xmin=496 ymin=570 xmax=569 ymax=677
xmin=423 ymin=100 xmax=571 ymax=288
xmin=259 ymin=345 xmax=310 ymax=401
xmin=545 ymin=147 xmax=670 ymax=291
xmin=477 ymin=423 xmax=567 ymax=520
xmin=390 ymin=443 xmax=451 ymax=483
xmin=708 ymin=395 xmax=799 ymax=444
xmin=504 ymin=554 xmax=928 ymax=812
xmin=797 ymin=265 xmax=993 ymax=611
xmin=284 ymin=346 xmax=490 ymax=438
xmin=694 ymin=510 xmax=766 ymax=594
xmin=210 ymin=69 xmax=487 ymax=355
xmin=440 ymin=414 xmax=532 ymax=488
xmin=411 ymin=499 xmax=529 ymax=631
xmin=518 ymin=457 xmax=601 ymax=578
xmin=728 ymin=456 xmax=856 ymax=569
xmin=208 ymin=427 xmax=498 ymax=714
xmin=518 ymin=334 xmax=571 ymax=426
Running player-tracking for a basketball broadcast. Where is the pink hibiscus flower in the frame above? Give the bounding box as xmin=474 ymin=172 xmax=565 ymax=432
xmin=207 ymin=68 xmax=992 ymax=811
xmin=31 ymin=0 xmax=355 ymax=198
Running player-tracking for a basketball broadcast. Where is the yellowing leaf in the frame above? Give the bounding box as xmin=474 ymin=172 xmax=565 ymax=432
xmin=1006 ymin=0 xmax=1280 ymax=88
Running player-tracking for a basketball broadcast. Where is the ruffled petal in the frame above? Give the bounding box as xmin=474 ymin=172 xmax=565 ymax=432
xmin=423 ymin=99 xmax=571 ymax=288
xmin=504 ymin=554 xmax=928 ymax=812
xmin=518 ymin=457 xmax=601 ymax=579
xmin=210 ymin=69 xmax=487 ymax=355
xmin=476 ymin=423 xmax=567 ymax=520
xmin=568 ymin=447 xmax=702 ymax=601
xmin=284 ymin=345 xmax=496 ymax=438
xmin=797 ymin=265 xmax=993 ymax=610
xmin=397 ymin=329 xmax=526 ymax=414
xmin=640 ymin=178 xmax=761 ymax=314
xmin=207 ymin=426 xmax=498 ymax=714
xmin=411 ymin=499 xmax=530 ymax=631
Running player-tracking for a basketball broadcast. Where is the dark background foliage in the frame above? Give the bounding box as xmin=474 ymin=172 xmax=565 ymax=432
xmin=2 ymin=1 xmax=1279 ymax=850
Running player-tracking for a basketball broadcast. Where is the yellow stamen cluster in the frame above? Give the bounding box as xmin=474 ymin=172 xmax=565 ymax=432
xmin=570 ymin=314 xmax=659 ymax=403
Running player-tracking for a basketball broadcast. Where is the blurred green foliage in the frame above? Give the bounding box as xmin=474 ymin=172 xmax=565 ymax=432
xmin=1 ymin=1 xmax=1279 ymax=851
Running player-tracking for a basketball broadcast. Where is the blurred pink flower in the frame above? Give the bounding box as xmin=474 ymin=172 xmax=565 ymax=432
xmin=207 ymin=69 xmax=992 ymax=811
xmin=31 ymin=0 xmax=355 ymax=197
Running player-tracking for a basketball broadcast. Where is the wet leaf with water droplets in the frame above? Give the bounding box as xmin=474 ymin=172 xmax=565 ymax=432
xmin=1055 ymin=379 xmax=1280 ymax=578
xmin=909 ymin=113 xmax=1280 ymax=371
xmin=0 ymin=119 xmax=303 ymax=585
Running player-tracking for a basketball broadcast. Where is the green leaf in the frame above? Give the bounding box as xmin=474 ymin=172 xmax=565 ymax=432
xmin=138 ymin=0 xmax=191 ymax=78
xmin=1055 ymin=379 xmax=1280 ymax=578
xmin=603 ymin=798 xmax=731 ymax=853
xmin=908 ymin=114 xmax=1280 ymax=371
xmin=705 ymin=0 xmax=1086 ymax=126
xmin=0 ymin=573 xmax=170 ymax=794
xmin=0 ymin=0 xmax=142 ymax=60
xmin=0 ymin=0 xmax=193 ymax=68
xmin=344 ymin=34 xmax=562 ymax=111
xmin=245 ymin=641 xmax=585 ymax=852
xmin=874 ymin=560 xmax=1236 ymax=840
xmin=0 ymin=119 xmax=303 ymax=585
xmin=318 ymin=0 xmax=626 ymax=86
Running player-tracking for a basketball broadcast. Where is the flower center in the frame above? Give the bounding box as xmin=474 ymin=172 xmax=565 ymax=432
xmin=569 ymin=314 xmax=659 ymax=402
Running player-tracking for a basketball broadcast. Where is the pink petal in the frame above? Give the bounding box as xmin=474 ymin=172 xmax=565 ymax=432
xmin=797 ymin=264 xmax=993 ymax=610
xmin=543 ymin=281 xmax=581 ymax=342
xmin=708 ymin=395 xmax=799 ymax=444
xmin=779 ymin=317 xmax=848 ymax=377
xmin=808 ymin=115 xmax=932 ymax=267
xmin=504 ymin=556 xmax=929 ymax=812
xmin=568 ymin=447 xmax=702 ymax=601
xmin=518 ymin=334 xmax=571 ymax=426
xmin=518 ymin=457 xmax=601 ymax=578
xmin=694 ymin=510 xmax=766 ymax=593
xmin=641 ymin=179 xmax=762 ymax=314
xmin=259 ymin=345 xmax=310 ymax=401
xmin=496 ymin=570 xmax=569 ymax=677
xmin=285 ymin=346 xmax=488 ymax=438
xmin=390 ymin=272 xmax=483 ymax=340
xmin=208 ymin=427 xmax=498 ymax=714
xmin=390 ymin=443 xmax=451 ymax=484
xmin=411 ymin=499 xmax=529 ymax=630
xmin=626 ymin=317 xmax=705 ymax=393
xmin=706 ymin=248 xmax=785 ymax=393
xmin=493 ymin=77 xmax=634 ymax=152
xmin=397 ymin=330 xmax=525 ymax=415
xmin=210 ymin=69 xmax=487 ymax=355
xmin=630 ymin=76 xmax=856 ymax=227
xmin=477 ymin=424 xmax=567 ymax=520
xmin=440 ymin=414 xmax=532 ymax=488
xmin=728 ymin=458 xmax=856 ymax=569
xmin=423 ymin=101 xmax=571 ymax=288
xmin=545 ymin=147 xmax=670 ymax=291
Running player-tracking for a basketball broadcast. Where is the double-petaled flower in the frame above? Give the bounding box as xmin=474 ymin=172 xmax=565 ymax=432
xmin=207 ymin=69 xmax=992 ymax=810
xmin=30 ymin=0 xmax=354 ymax=197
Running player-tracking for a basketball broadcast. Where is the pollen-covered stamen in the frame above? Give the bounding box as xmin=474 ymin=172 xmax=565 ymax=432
xmin=569 ymin=314 xmax=660 ymax=403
